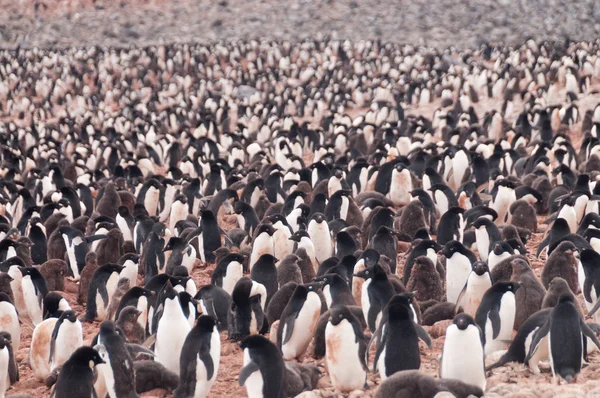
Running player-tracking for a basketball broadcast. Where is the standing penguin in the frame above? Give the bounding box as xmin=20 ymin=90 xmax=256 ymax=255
xmin=96 ymin=321 xmax=139 ymax=398
xmin=50 ymin=346 xmax=105 ymax=398
xmin=440 ymin=313 xmax=486 ymax=391
xmin=374 ymin=295 xmax=432 ymax=380
xmin=307 ymin=213 xmax=333 ymax=264
xmin=525 ymin=295 xmax=600 ymax=384
xmin=81 ymin=263 xmax=124 ymax=322
xmin=542 ymin=241 xmax=580 ymax=293
xmin=490 ymin=179 xmax=516 ymax=225
xmin=173 ymin=315 xmax=221 ymax=398
xmin=249 ymin=224 xmax=276 ymax=271
xmin=196 ymin=209 xmax=224 ymax=264
xmin=0 ymin=334 xmax=10 ymax=397
xmin=156 ymin=282 xmax=192 ymax=376
xmin=440 ymin=240 xmax=476 ymax=304
xmin=325 ymin=305 xmax=368 ymax=392
xmin=277 ymin=284 xmax=322 ymax=360
xmin=355 ymin=263 xmax=395 ymax=332
xmin=238 ymin=335 xmax=286 ymax=398
xmin=49 ymin=310 xmax=83 ymax=372
xmin=473 ymin=217 xmax=502 ymax=262
xmin=456 ymin=261 xmax=492 ymax=318
xmin=0 ymin=293 xmax=19 ymax=352
xmin=211 ymin=253 xmax=245 ymax=296
xmin=436 ymin=207 xmax=466 ymax=245
xmin=475 ymin=281 xmax=519 ymax=354
xmin=315 ymin=273 xmax=355 ymax=309
xmin=20 ymin=266 xmax=48 ymax=325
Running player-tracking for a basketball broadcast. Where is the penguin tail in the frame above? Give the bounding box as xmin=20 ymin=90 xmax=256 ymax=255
xmin=485 ymin=355 xmax=510 ymax=372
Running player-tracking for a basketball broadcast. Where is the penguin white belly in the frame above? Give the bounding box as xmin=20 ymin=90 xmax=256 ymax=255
xmin=446 ymin=254 xmax=472 ymax=304
xmin=389 ymin=170 xmax=412 ymax=207
xmin=360 ymin=279 xmax=371 ymax=326
xmin=236 ymin=214 xmax=246 ymax=231
xmin=169 ymin=203 xmax=187 ymax=233
xmin=308 ymin=224 xmax=332 ymax=263
xmin=441 ymin=325 xmax=486 ymax=390
xmin=182 ymin=247 xmax=196 ymax=273
xmin=242 ymin=349 xmax=264 ymax=398
xmin=377 ymin=345 xmax=388 ymax=380
xmin=281 ymin=293 xmax=321 ymax=360
xmin=51 ymin=320 xmax=83 ymax=370
xmin=485 ymin=293 xmax=515 ymax=354
xmin=492 ymin=188 xmax=515 ymax=225
xmin=0 ymin=347 xmax=7 ymax=397
xmin=22 ymin=276 xmax=42 ymax=325
xmin=91 ymin=231 xmax=106 ymax=253
xmin=575 ymin=195 xmax=589 ymax=223
xmin=325 ymin=320 xmax=366 ymax=392
xmin=488 ymin=252 xmax=511 ymax=271
xmin=29 ymin=318 xmax=58 ymax=381
xmin=156 ymin=303 xmax=191 ymax=375
xmin=145 ymin=187 xmax=160 ymax=216
xmin=462 ymin=274 xmax=491 ymax=317
xmin=435 ymin=190 xmax=449 ymax=216
xmin=198 ymin=232 xmax=205 ymax=264
xmin=116 ymin=216 xmax=133 ymax=242
xmin=120 ymin=262 xmax=138 ymax=287
xmin=62 ymin=237 xmax=80 ymax=279
xmin=0 ymin=302 xmax=19 ymax=351
xmin=452 ymin=152 xmax=469 ymax=189
xmin=249 ymin=234 xmax=274 ymax=271
xmin=323 ymin=285 xmax=332 ymax=308
xmin=273 ymin=229 xmax=292 ymax=260
xmin=525 ymin=327 xmax=548 ymax=374
xmin=97 ymin=272 xmax=120 ymax=322
xmin=340 ymin=197 xmax=349 ymax=220
xmin=558 ymin=206 xmax=577 ymax=234
xmin=223 ymin=262 xmax=243 ymax=296
xmin=8 ymin=268 xmax=26 ymax=318
xmin=475 ymin=228 xmax=490 ymax=262
xmin=137 ymin=296 xmax=148 ymax=329
xmin=352 ymin=259 xmax=366 ymax=304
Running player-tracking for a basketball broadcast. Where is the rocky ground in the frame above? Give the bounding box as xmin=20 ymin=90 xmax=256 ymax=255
xmin=2 ymin=0 xmax=600 ymax=49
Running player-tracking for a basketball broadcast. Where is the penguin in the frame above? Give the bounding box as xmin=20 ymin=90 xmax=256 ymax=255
xmin=579 ymin=249 xmax=600 ymax=322
xmin=50 ymin=346 xmax=105 ymax=398
xmin=439 ymin=240 xmax=476 ymax=304
xmin=115 ymin=286 xmax=155 ymax=331
xmin=77 ymin=252 xmax=98 ymax=304
xmin=396 ymin=199 xmax=428 ymax=239
xmin=307 ymin=213 xmax=333 ymax=264
xmin=486 ymin=308 xmax=552 ymax=373
xmin=277 ymin=283 xmax=321 ymax=360
xmin=173 ymin=315 xmax=221 ymax=398
xmin=355 ymin=263 xmax=395 ymax=332
xmin=38 ymin=259 xmax=67 ymax=291
xmin=238 ymin=335 xmax=286 ymax=398
xmin=249 ymin=224 xmax=276 ymax=271
xmin=234 ymin=201 xmax=260 ymax=236
xmin=473 ymin=217 xmax=503 ymax=262
xmin=196 ymin=209 xmax=224 ymax=264
xmin=368 ymin=226 xmax=398 ymax=274
xmin=0 ymin=331 xmax=17 ymax=387
xmin=440 ymin=313 xmax=486 ymax=391
xmin=141 ymin=223 xmax=166 ymax=282
xmin=250 ymin=254 xmax=279 ymax=308
xmin=164 ymin=237 xmax=196 ymax=275
xmin=43 ymin=291 xmax=70 ymax=319
xmin=475 ymin=281 xmax=519 ymax=354
xmin=375 ymin=370 xmax=484 ymax=398
xmin=290 ymin=229 xmax=318 ymax=274
xmin=542 ymin=277 xmax=583 ymax=317
xmin=49 ymin=310 xmax=83 ymax=372
xmin=0 ymin=257 xmax=28 ymax=317
xmin=116 ymin=306 xmax=145 ymax=345
xmin=156 ymin=282 xmax=192 ymax=376
xmin=402 ymin=239 xmax=441 ymax=285
xmin=58 ymin=226 xmax=99 ymax=280
xmin=490 ymin=179 xmax=516 ymax=224
xmin=228 ymin=277 xmax=266 ymax=341
xmin=407 ymin=256 xmax=443 ymax=303
xmin=276 ymin=254 xmax=303 ymax=287
xmin=525 ymin=295 xmax=600 ymax=384
xmin=81 ymin=263 xmax=124 ymax=322
xmin=436 ymin=207 xmax=465 ymax=245
xmin=510 ymin=258 xmax=547 ymax=330
xmin=19 ymin=266 xmax=48 ymax=325
xmin=487 ymin=241 xmax=514 ymax=270
xmin=541 ymin=241 xmax=580 ymax=293
xmin=374 ymin=294 xmax=432 ymax=380
xmin=106 ymin=278 xmax=132 ymax=320
xmin=30 ymin=317 xmax=60 ymax=381
xmin=325 ymin=305 xmax=368 ymax=392
xmin=96 ymin=321 xmax=139 ymax=398
xmin=195 ymin=284 xmax=231 ymax=331
xmin=211 ymin=253 xmax=245 ymax=296
xmin=0 ymin=294 xmax=19 ymax=352
xmin=118 ymin=253 xmax=140 ymax=288
xmin=96 ymin=228 xmax=124 ymax=266
xmin=134 ymin=360 xmax=179 ymax=394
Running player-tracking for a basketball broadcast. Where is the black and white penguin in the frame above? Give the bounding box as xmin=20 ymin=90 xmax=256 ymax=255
xmin=155 ymin=282 xmax=192 ymax=376
xmin=475 ymin=281 xmax=519 ymax=354
xmin=195 ymin=284 xmax=231 ymax=331
xmin=490 ymin=179 xmax=516 ymax=224
xmin=277 ymin=283 xmax=322 ymax=360
xmin=95 ymin=321 xmax=138 ymax=398
xmin=307 ymin=213 xmax=333 ymax=264
xmin=115 ymin=286 xmax=154 ymax=331
xmin=315 ymin=273 xmax=355 ymax=309
xmin=525 ymin=295 xmax=600 ymax=384
xmin=0 ymin=293 xmax=19 ymax=352
xmin=374 ymin=295 xmax=432 ymax=380
xmin=473 ymin=217 xmax=503 ymax=262
xmin=249 ymin=224 xmax=276 ymax=271
xmin=440 ymin=313 xmax=486 ymax=391
xmin=196 ymin=209 xmax=224 ymax=263
xmin=19 ymin=266 xmax=48 ymax=325
xmin=58 ymin=225 xmax=101 ymax=281
xmin=173 ymin=315 xmax=221 ymax=398
xmin=355 ymin=263 xmax=395 ymax=332
xmin=488 ymin=241 xmax=515 ymax=271
xmin=50 ymin=346 xmax=104 ymax=398
xmin=436 ymin=207 xmax=465 ymax=245
xmin=325 ymin=305 xmax=368 ymax=392
xmin=49 ymin=310 xmax=83 ymax=372
xmin=81 ymin=263 xmax=124 ymax=322
xmin=238 ymin=335 xmax=286 ymax=398
xmin=228 ymin=277 xmax=266 ymax=341
xmin=211 ymin=253 xmax=245 ymax=296
xmin=439 ymin=240 xmax=476 ymax=304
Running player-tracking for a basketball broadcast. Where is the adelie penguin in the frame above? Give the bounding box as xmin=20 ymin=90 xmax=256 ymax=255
xmin=50 ymin=346 xmax=105 ymax=398
xmin=195 ymin=284 xmax=231 ymax=331
xmin=307 ymin=213 xmax=333 ymax=264
xmin=314 ymin=273 xmax=355 ymax=309
xmin=373 ymin=294 xmax=432 ymax=380
xmin=440 ymin=240 xmax=476 ymax=304
xmin=48 ymin=310 xmax=83 ymax=372
xmin=20 ymin=266 xmax=48 ymax=326
xmin=249 ymin=224 xmax=277 ymax=272
xmin=375 ymin=370 xmax=484 ymax=398
xmin=436 ymin=207 xmax=466 ymax=245
xmin=475 ymin=281 xmax=519 ymax=354
xmin=325 ymin=305 xmax=368 ymax=392
xmin=0 ymin=293 xmax=19 ymax=352
xmin=440 ymin=313 xmax=486 ymax=391
xmin=355 ymin=263 xmax=395 ymax=332
xmin=81 ymin=263 xmax=124 ymax=322
xmin=211 ymin=253 xmax=245 ymax=296
xmin=525 ymin=295 xmax=600 ymax=384
xmin=228 ymin=277 xmax=266 ymax=341
xmin=277 ymin=283 xmax=321 ymax=360
xmin=473 ymin=217 xmax=503 ymax=262
xmin=238 ymin=335 xmax=286 ymax=398
xmin=173 ymin=315 xmax=221 ymax=398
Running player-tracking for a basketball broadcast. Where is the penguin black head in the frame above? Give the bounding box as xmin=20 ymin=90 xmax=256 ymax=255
xmin=492 ymin=241 xmax=514 ymax=256
xmin=256 ymin=223 xmax=277 ymax=237
xmin=289 ymin=230 xmax=310 ymax=242
xmin=386 ymin=294 xmax=413 ymax=319
xmin=72 ymin=346 xmax=105 ymax=368
xmin=61 ymin=309 xmax=78 ymax=323
xmin=472 ymin=261 xmax=489 ymax=276
xmin=195 ymin=314 xmax=218 ymax=331
xmin=453 ymin=313 xmax=477 ymax=331
xmin=328 ymin=305 xmax=355 ymax=326
xmin=44 ymin=291 xmax=69 ymax=319
xmin=239 ymin=334 xmax=272 ymax=351
xmin=439 ymin=240 xmax=469 ymax=258
xmin=360 ymin=249 xmax=380 ymax=268
xmin=558 ymin=293 xmax=576 ymax=305
xmin=0 ymin=293 xmax=12 ymax=304
xmin=311 ymin=213 xmax=326 ymax=224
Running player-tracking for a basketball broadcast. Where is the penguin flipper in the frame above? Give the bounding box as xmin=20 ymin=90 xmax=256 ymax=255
xmin=414 ymin=323 xmax=432 ymax=349
xmin=525 ymin=320 xmax=550 ymax=364
xmin=489 ymin=310 xmax=501 ymax=339
xmin=281 ymin=313 xmax=297 ymax=345
xmin=584 ymin=279 xmax=594 ymax=304
xmin=581 ymin=320 xmax=600 ymax=354
xmin=126 ymin=343 xmax=156 ymax=359
xmin=199 ymin=349 xmax=215 ymax=380
xmin=454 ymin=280 xmax=469 ymax=313
xmin=85 ymin=234 xmax=109 ymax=244
xmin=535 ymin=234 xmax=550 ymax=257
xmin=238 ymin=360 xmax=260 ymax=386
xmin=588 ymin=296 xmax=600 ymax=318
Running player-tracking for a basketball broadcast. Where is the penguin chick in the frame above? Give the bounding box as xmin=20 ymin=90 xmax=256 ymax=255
xmin=406 ymin=256 xmax=443 ymax=302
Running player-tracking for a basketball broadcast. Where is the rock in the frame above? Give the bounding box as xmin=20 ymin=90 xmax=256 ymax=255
xmin=427 ymin=319 xmax=452 ymax=339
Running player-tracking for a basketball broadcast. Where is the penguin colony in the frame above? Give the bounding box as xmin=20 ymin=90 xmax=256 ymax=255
xmin=2 ymin=38 xmax=600 ymax=397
